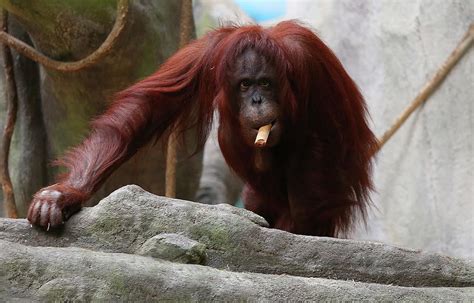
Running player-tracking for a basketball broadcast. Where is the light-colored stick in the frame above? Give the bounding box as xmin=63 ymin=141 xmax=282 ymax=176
xmin=255 ymin=124 xmax=272 ymax=147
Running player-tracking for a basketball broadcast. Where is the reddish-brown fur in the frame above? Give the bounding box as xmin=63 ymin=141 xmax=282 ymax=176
xmin=28 ymin=21 xmax=377 ymax=237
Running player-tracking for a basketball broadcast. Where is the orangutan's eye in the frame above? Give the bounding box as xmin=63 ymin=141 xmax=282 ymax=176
xmin=259 ymin=79 xmax=270 ymax=87
xmin=240 ymin=79 xmax=251 ymax=90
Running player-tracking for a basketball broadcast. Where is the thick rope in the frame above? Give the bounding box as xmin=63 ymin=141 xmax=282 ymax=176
xmin=375 ymin=23 xmax=474 ymax=153
xmin=0 ymin=11 xmax=18 ymax=218
xmin=0 ymin=0 xmax=129 ymax=72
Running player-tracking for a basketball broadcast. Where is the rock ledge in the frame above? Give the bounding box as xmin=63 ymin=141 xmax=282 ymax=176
xmin=1 ymin=185 xmax=473 ymax=301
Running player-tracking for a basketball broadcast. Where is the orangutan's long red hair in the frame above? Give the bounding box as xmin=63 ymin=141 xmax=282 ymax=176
xmin=29 ymin=21 xmax=376 ymax=237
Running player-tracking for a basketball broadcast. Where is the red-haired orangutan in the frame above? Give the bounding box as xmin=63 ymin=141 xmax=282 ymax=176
xmin=27 ymin=21 xmax=377 ymax=237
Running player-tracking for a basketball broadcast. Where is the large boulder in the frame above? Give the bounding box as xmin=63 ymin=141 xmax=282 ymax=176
xmin=1 ymin=185 xmax=473 ymax=300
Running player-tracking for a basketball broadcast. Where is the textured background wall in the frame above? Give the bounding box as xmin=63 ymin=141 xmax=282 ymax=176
xmin=281 ymin=0 xmax=473 ymax=259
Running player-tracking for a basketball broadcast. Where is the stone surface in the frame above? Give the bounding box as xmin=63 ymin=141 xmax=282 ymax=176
xmin=0 ymin=185 xmax=473 ymax=300
xmin=136 ymin=233 xmax=206 ymax=264
xmin=1 ymin=240 xmax=472 ymax=302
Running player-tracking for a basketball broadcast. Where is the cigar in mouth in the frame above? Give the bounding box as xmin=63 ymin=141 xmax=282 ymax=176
xmin=254 ymin=124 xmax=272 ymax=147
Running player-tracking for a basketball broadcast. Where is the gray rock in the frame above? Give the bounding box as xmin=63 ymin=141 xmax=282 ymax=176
xmin=1 ymin=240 xmax=472 ymax=301
xmin=136 ymin=233 xmax=206 ymax=264
xmin=0 ymin=185 xmax=473 ymax=300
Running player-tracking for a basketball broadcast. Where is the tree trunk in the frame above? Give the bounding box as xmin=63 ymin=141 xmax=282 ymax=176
xmin=4 ymin=16 xmax=47 ymax=217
